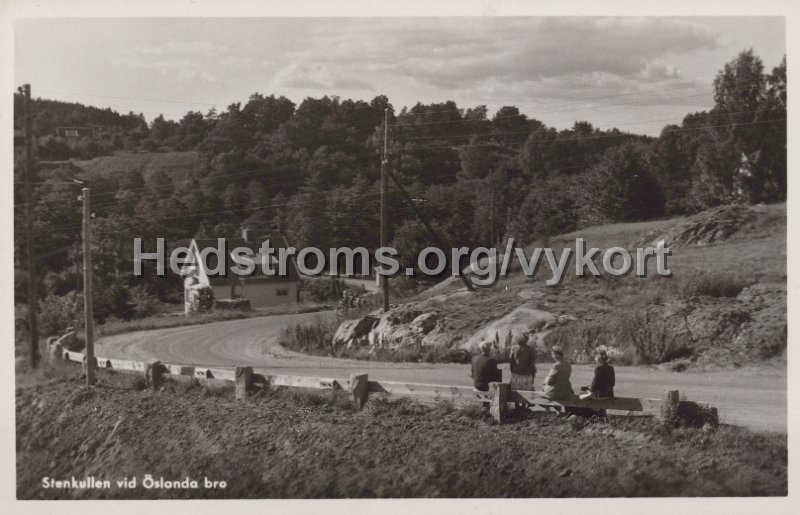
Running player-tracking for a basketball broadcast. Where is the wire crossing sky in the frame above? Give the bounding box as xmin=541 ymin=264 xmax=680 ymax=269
xmin=15 ymin=17 xmax=785 ymax=136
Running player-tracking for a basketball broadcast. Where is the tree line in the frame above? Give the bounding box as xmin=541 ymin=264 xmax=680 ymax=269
xmin=14 ymin=50 xmax=787 ymax=331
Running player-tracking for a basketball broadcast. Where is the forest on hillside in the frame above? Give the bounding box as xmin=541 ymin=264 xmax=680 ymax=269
xmin=13 ymin=50 xmax=786 ymax=332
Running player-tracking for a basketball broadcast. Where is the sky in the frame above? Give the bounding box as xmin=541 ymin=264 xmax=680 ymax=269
xmin=15 ymin=17 xmax=785 ymax=136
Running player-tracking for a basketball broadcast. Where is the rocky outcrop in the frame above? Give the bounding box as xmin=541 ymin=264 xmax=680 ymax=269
xmin=332 ymin=316 xmax=379 ymax=349
xmin=460 ymin=305 xmax=574 ymax=355
xmin=369 ymin=307 xmax=454 ymax=349
xmin=638 ymin=204 xmax=756 ymax=248
xmin=636 ymin=282 xmax=786 ymax=364
xmin=332 ymin=303 xmax=459 ymax=352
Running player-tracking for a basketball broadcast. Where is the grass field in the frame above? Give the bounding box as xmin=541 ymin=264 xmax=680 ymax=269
xmin=72 ymin=150 xmax=200 ymax=181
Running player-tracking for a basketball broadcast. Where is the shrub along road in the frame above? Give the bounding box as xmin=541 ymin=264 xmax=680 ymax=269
xmin=95 ymin=311 xmax=786 ymax=433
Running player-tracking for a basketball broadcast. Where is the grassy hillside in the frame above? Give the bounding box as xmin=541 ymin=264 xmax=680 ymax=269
xmin=72 ymin=150 xmax=200 ymax=181
xmin=493 ymin=203 xmax=784 ymax=367
xmin=550 ymin=202 xmax=785 ymax=283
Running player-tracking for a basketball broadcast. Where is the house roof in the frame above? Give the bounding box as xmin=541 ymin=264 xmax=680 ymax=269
xmin=192 ymin=235 xmax=299 ymax=285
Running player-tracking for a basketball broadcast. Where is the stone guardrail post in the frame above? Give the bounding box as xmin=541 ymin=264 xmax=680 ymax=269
xmin=145 ymin=360 xmax=164 ymax=391
xmin=235 ymin=366 xmax=253 ymax=400
xmin=660 ymin=389 xmax=680 ymax=426
xmin=350 ymin=373 xmax=369 ymax=410
xmin=489 ymin=382 xmax=509 ymax=423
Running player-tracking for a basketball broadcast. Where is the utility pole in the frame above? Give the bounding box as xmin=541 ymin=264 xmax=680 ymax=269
xmin=82 ymin=187 xmax=95 ymax=385
xmin=506 ymin=206 xmax=512 ymax=240
xmin=21 ymin=84 xmax=39 ymax=368
xmin=385 ymin=168 xmax=474 ymax=292
xmin=380 ymin=108 xmax=390 ymax=312
xmin=489 ymin=190 xmax=495 ymax=248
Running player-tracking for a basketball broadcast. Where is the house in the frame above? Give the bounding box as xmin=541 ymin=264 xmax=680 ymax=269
xmin=183 ymin=229 xmax=299 ymax=314
xmin=55 ymin=126 xmax=95 ymax=139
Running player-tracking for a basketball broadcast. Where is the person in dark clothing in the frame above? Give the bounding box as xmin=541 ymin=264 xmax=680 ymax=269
xmin=471 ymin=340 xmax=501 ymax=392
xmin=588 ymin=349 xmax=615 ymax=399
xmin=577 ymin=349 xmax=616 ymax=418
xmin=509 ymin=333 xmax=536 ymax=390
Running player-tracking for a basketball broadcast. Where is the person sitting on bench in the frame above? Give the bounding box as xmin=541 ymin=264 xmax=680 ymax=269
xmin=471 ymin=340 xmax=501 ymax=392
xmin=509 ymin=333 xmax=536 ymax=391
xmin=510 ymin=332 xmax=536 ymax=410
xmin=542 ymin=346 xmax=573 ymax=400
xmin=584 ymin=349 xmax=615 ymax=399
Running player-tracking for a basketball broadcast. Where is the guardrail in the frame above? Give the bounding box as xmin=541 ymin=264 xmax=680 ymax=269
xmin=53 ymin=344 xmax=717 ymax=426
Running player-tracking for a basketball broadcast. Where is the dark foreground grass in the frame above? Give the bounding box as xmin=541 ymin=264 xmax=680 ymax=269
xmin=16 ymin=367 xmax=787 ymax=499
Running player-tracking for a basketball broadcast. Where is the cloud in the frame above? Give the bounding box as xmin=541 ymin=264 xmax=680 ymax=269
xmin=133 ymin=40 xmax=221 ymax=56
xmin=112 ymin=55 xmax=220 ymax=84
xmin=640 ymin=62 xmax=682 ymax=80
xmin=273 ymin=62 xmax=374 ymax=91
xmin=284 ymin=17 xmax=718 ymax=117
xmin=109 ymin=17 xmax=720 ymax=113
xmin=113 ymin=39 xmax=240 ymax=84
xmin=387 ymin=18 xmax=716 ymax=88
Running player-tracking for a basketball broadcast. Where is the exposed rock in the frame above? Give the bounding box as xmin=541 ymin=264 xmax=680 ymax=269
xmin=332 ymin=316 xmax=379 ymax=349
xmin=638 ymin=283 xmax=786 ymax=363
xmin=409 ymin=313 xmax=438 ymax=334
xmin=638 ymin=204 xmax=756 ymax=248
xmin=460 ymin=305 xmax=572 ymax=355
xmin=425 ymin=288 xmax=474 ymax=303
xmin=517 ymin=288 xmax=545 ymax=301
xmin=732 ymin=284 xmax=787 ymax=359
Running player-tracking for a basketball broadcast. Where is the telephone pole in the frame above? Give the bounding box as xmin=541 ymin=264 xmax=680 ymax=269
xmin=21 ymin=84 xmax=39 ymax=368
xmin=82 ymin=187 xmax=95 ymax=385
xmin=489 ymin=190 xmax=495 ymax=248
xmin=380 ymin=108 xmax=390 ymax=312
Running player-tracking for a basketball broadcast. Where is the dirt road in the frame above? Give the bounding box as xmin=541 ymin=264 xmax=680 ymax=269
xmin=96 ymin=312 xmax=787 ymax=433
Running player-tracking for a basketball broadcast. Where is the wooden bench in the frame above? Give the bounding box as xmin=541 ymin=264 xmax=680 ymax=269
xmin=510 ymin=389 xmax=662 ymax=413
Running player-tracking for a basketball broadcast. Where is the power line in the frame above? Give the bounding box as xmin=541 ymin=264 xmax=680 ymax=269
xmin=36 ymin=189 xmax=388 ymax=235
xmin=391 ymin=80 xmax=772 ymax=126
xmin=22 ymin=108 xmax=784 ymax=212
xmin=398 ymin=117 xmax=784 ymax=151
xmin=391 ymin=107 xmax=775 ymax=142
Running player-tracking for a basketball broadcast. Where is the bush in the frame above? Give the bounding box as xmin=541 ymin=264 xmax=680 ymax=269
xmin=301 ymin=277 xmax=352 ymax=303
xmin=215 ymin=299 xmax=251 ymax=311
xmin=278 ymin=317 xmax=339 ymax=355
xmin=38 ymin=292 xmax=83 ymax=337
xmin=197 ymin=286 xmax=214 ymax=312
xmin=92 ymin=282 xmax=134 ymax=323
xmin=621 ymin=313 xmax=693 ymax=364
xmin=546 ymin=312 xmax=694 ymax=366
xmin=129 ymin=285 xmax=160 ymax=318
xmin=679 ymin=270 xmax=752 ymax=298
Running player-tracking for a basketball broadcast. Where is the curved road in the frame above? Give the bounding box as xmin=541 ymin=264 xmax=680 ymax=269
xmin=96 ymin=311 xmax=786 ymax=433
